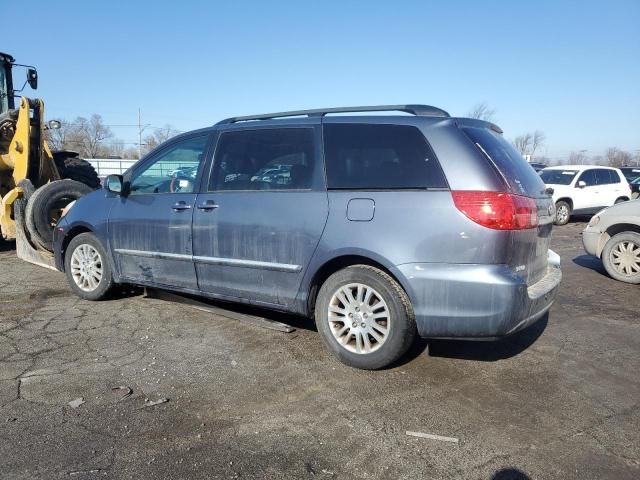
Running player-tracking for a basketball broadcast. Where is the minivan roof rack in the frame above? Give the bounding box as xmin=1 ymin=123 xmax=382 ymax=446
xmin=216 ymin=104 xmax=450 ymax=125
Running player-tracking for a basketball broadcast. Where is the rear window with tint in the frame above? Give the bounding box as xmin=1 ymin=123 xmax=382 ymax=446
xmin=323 ymin=124 xmax=447 ymax=190
xmin=540 ymin=169 xmax=578 ymax=185
xmin=463 ymin=127 xmax=545 ymax=196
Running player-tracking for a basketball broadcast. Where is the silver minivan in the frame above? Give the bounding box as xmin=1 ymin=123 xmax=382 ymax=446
xmin=54 ymin=105 xmax=562 ymax=369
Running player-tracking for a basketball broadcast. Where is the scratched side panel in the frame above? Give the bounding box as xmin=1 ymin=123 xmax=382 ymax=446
xmin=192 ymin=191 xmax=329 ymax=306
xmin=108 ymin=193 xmax=198 ymax=289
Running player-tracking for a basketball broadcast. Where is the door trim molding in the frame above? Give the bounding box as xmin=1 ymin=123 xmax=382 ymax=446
xmin=114 ymin=249 xmax=301 ymax=273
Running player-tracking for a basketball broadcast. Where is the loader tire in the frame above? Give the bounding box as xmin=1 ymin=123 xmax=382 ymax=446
xmin=25 ymin=180 xmax=93 ymax=251
xmin=55 ymin=156 xmax=100 ymax=189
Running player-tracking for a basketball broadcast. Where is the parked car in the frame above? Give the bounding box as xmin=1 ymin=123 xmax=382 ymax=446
xmin=630 ymin=177 xmax=640 ymax=198
xmin=582 ymin=199 xmax=640 ymax=284
xmin=619 ymin=167 xmax=640 ymax=183
xmin=539 ymin=165 xmax=632 ymax=226
xmin=53 ymin=104 xmax=561 ymax=369
xmin=529 ymin=162 xmax=547 ymax=172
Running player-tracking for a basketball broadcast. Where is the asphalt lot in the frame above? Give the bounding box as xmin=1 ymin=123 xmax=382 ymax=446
xmin=1 ymin=221 xmax=638 ymax=479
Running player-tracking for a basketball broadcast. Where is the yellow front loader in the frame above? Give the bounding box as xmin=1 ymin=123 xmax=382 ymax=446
xmin=0 ymin=52 xmax=99 ymax=268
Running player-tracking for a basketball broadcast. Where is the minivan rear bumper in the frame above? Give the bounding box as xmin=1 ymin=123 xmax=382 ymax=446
xmin=394 ymin=250 xmax=561 ymax=338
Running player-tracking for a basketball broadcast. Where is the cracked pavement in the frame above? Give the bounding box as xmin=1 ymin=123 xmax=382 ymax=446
xmin=0 ymin=222 xmax=639 ymax=479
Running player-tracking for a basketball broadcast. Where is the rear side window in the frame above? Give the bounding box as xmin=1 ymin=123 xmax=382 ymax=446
xmin=210 ymin=128 xmax=316 ymax=191
xmin=463 ymin=127 xmax=545 ymax=196
xmin=594 ymin=169 xmax=613 ymax=185
xmin=322 ymin=124 xmax=447 ymax=190
xmin=607 ymin=169 xmax=621 ymax=184
xmin=579 ymin=169 xmax=598 ymax=186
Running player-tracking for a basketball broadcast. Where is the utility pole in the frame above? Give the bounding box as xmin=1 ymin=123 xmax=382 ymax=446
xmin=137 ymin=108 xmax=142 ymax=160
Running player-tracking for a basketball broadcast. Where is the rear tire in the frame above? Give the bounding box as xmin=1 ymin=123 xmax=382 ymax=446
xmin=55 ymin=156 xmax=100 ymax=189
xmin=601 ymin=232 xmax=640 ymax=284
xmin=615 ymin=197 xmax=628 ymax=204
xmin=315 ymin=265 xmax=416 ymax=370
xmin=64 ymin=233 xmax=114 ymax=300
xmin=554 ymin=200 xmax=571 ymax=226
xmin=25 ymin=180 xmax=93 ymax=251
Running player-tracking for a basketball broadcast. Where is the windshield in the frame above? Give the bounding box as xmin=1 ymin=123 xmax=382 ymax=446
xmin=540 ymin=169 xmax=578 ymax=185
xmin=0 ymin=64 xmax=8 ymax=114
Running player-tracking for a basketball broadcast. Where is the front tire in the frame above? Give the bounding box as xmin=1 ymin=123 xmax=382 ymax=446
xmin=64 ymin=233 xmax=114 ymax=300
xmin=315 ymin=265 xmax=416 ymax=370
xmin=601 ymin=232 xmax=640 ymax=284
xmin=554 ymin=200 xmax=571 ymax=226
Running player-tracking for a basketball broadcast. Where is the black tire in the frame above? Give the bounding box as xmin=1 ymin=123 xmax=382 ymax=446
xmin=25 ymin=180 xmax=93 ymax=251
xmin=64 ymin=232 xmax=114 ymax=300
xmin=615 ymin=197 xmax=628 ymax=204
xmin=55 ymin=156 xmax=100 ymax=189
xmin=601 ymin=232 xmax=640 ymax=284
xmin=315 ymin=265 xmax=416 ymax=370
xmin=554 ymin=200 xmax=571 ymax=226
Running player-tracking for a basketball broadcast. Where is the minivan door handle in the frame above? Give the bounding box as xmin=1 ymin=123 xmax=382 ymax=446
xmin=197 ymin=200 xmax=219 ymax=211
xmin=172 ymin=201 xmax=192 ymax=211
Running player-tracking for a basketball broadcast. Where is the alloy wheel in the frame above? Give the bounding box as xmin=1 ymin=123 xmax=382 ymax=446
xmin=327 ymin=283 xmax=390 ymax=354
xmin=70 ymin=244 xmax=103 ymax=292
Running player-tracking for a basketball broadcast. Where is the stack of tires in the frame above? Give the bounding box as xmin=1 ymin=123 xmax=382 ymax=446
xmin=23 ymin=155 xmax=100 ymax=251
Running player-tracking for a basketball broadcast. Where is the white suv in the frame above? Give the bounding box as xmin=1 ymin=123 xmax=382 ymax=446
xmin=540 ymin=165 xmax=631 ymax=225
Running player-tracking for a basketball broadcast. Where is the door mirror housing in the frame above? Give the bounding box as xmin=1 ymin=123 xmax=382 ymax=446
xmin=577 ymin=180 xmax=586 ymax=188
xmin=104 ymin=174 xmax=124 ymax=195
xmin=26 ymin=68 xmax=38 ymax=90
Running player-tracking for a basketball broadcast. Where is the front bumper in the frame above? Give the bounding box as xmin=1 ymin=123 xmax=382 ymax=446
xmin=582 ymin=229 xmax=602 ymax=257
xmin=394 ymin=250 xmax=562 ymax=338
xmin=52 ymin=217 xmax=69 ymax=272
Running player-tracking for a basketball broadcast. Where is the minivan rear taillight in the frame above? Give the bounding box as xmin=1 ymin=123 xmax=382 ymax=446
xmin=451 ymin=191 xmax=539 ymax=230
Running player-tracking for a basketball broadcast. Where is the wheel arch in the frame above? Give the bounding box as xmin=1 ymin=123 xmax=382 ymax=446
xmin=556 ymin=197 xmax=573 ymax=210
xmin=303 ymin=252 xmax=412 ymax=317
xmin=595 ymin=223 xmax=640 ymax=257
xmin=59 ymin=223 xmax=95 ymax=271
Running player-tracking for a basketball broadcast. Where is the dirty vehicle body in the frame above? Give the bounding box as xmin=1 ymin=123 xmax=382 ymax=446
xmin=583 ymin=199 xmax=640 ymax=284
xmin=0 ymin=52 xmax=99 ymax=267
xmin=54 ymin=105 xmax=562 ymax=369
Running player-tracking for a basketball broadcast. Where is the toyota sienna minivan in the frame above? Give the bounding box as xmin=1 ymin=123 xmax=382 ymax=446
xmin=54 ymin=105 xmax=562 ymax=369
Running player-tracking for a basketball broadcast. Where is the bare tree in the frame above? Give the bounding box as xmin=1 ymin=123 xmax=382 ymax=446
xmin=513 ymin=133 xmax=532 ymax=156
xmin=530 ymin=131 xmax=546 ymax=157
xmin=467 ymin=102 xmax=496 ymax=121
xmin=123 ymin=147 xmax=139 ymax=159
xmin=568 ymin=151 xmax=588 ymax=165
xmin=604 ymin=147 xmax=633 ymax=168
xmin=77 ymin=115 xmax=114 ymax=158
xmin=143 ymin=125 xmax=179 ymax=154
xmin=44 ymin=119 xmax=74 ymax=151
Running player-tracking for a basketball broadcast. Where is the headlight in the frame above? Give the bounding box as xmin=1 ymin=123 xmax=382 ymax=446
xmin=588 ymin=215 xmax=600 ymax=227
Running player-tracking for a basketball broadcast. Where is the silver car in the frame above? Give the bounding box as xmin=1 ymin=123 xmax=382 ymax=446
xmin=54 ymin=105 xmax=562 ymax=369
xmin=583 ymin=199 xmax=640 ymax=284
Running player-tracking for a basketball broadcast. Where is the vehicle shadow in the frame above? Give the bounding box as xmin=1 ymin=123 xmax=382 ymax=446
xmin=425 ymin=313 xmax=549 ymax=362
xmin=572 ymin=254 xmax=608 ymax=277
xmin=135 ymin=287 xmax=318 ymax=332
xmin=491 ymin=468 xmax=531 ymax=480
xmin=0 ymin=240 xmax=16 ymax=252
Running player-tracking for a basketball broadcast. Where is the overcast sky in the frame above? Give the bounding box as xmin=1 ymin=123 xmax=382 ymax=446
xmin=4 ymin=0 xmax=639 ymax=160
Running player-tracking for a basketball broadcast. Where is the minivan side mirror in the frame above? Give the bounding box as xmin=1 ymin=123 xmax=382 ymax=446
xmin=104 ymin=174 xmax=124 ymax=194
xmin=577 ymin=180 xmax=586 ymax=188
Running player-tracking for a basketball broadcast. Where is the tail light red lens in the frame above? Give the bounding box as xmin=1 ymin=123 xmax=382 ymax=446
xmin=451 ymin=191 xmax=539 ymax=230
